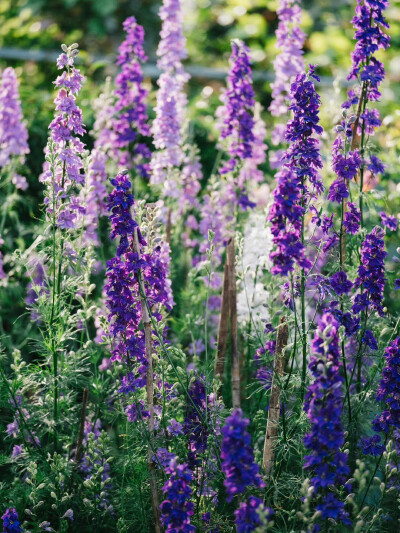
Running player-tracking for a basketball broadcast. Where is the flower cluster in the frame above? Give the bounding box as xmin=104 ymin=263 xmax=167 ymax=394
xmin=0 ymin=67 xmax=29 ymax=168
xmin=268 ymin=66 xmax=323 ymax=276
xmin=220 ymin=408 xmax=265 ymax=502
xmin=217 ymin=39 xmax=255 ymax=175
xmin=83 ymin=149 xmax=108 ymax=246
xmin=372 ymin=337 xmax=400 ymax=435
xmin=352 ymin=226 xmax=387 ymax=316
xmin=105 ymin=172 xmax=172 ymax=419
xmin=160 ymin=457 xmax=195 ymax=533
xmin=112 ymin=17 xmax=151 ymax=176
xmin=303 ymin=313 xmax=350 ymax=525
xmin=150 ymin=0 xmax=190 ymax=190
xmin=235 ymin=496 xmax=273 ymax=533
xmin=1 ymin=508 xmax=22 ymax=533
xmin=328 ymin=136 xmax=361 ymax=204
xmin=39 ymin=44 xmax=86 ymax=230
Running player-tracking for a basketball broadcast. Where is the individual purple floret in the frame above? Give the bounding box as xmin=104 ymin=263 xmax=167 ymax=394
xmin=352 ymin=226 xmax=387 ymax=316
xmin=268 ymin=65 xmax=323 ymax=276
xmin=343 ymin=202 xmax=361 ymax=235
xmin=112 ymin=17 xmax=151 ymax=176
xmin=303 ymin=313 xmax=350 ymax=527
xmin=330 ymin=271 xmax=353 ymax=296
xmin=0 ymin=68 xmax=29 ymax=168
xmin=160 ymin=457 xmax=195 ymax=533
xmin=1 ymin=508 xmax=22 ymax=533
xmin=220 ymin=408 xmax=265 ymax=502
xmin=380 ymin=212 xmax=397 ymax=232
xmin=235 ymin=496 xmax=273 ymax=533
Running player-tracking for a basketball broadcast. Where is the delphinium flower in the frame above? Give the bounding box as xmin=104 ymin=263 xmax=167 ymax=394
xmin=303 ymin=313 xmax=350 ymax=526
xmin=105 ymin=172 xmax=173 ymax=419
xmin=269 ymin=0 xmax=305 ymax=120
xmin=352 ymin=226 xmax=387 ymax=317
xmin=343 ymin=0 xmax=390 ymax=223
xmin=112 ymin=17 xmax=151 ymax=176
xmin=380 ymin=211 xmax=397 ymax=232
xmin=220 ymin=408 xmax=265 ymax=502
xmin=160 ymin=457 xmax=195 ymax=533
xmin=39 ymin=44 xmax=86 ymax=230
xmin=268 ymin=65 xmax=323 ymax=276
xmin=217 ymin=39 xmax=255 ymax=177
xmin=150 ymin=0 xmax=190 ymax=194
xmin=372 ymin=337 xmax=400 ymax=437
xmin=235 ymin=496 xmax=273 ymax=533
xmin=0 ymin=67 xmax=29 ymax=168
xmin=1 ymin=508 xmax=22 ymax=533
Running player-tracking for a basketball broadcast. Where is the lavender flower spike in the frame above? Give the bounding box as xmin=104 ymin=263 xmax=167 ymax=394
xmin=303 ymin=313 xmax=351 ymax=526
xmin=0 ymin=67 xmax=29 ymax=168
xmin=39 ymin=43 xmax=86 ymax=230
xmin=150 ymin=0 xmax=190 ymax=190
xmin=269 ymin=0 xmax=305 ymax=118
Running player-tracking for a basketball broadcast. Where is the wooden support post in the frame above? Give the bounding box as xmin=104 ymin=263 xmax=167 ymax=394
xmin=262 ymin=316 xmax=289 ymax=474
xmin=214 ymin=261 xmax=230 ymax=390
xmin=227 ymin=238 xmax=240 ymax=409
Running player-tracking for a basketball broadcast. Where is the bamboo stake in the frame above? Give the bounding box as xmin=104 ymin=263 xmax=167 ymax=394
xmin=214 ymin=261 xmax=230 ymax=390
xmin=75 ymin=387 xmax=89 ymax=464
xmin=262 ymin=316 xmax=289 ymax=473
xmin=227 ymin=238 xmax=240 ymax=409
xmin=133 ymin=228 xmax=162 ymax=533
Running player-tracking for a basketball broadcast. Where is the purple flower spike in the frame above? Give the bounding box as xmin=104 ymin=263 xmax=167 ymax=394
xmin=160 ymin=457 xmax=195 ymax=533
xmin=0 ymin=68 xmax=29 ymax=168
xmin=221 ymin=408 xmax=265 ymax=502
xmin=303 ymin=313 xmax=351 ymax=527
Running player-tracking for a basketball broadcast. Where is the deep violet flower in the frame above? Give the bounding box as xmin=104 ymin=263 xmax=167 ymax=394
xmin=380 ymin=211 xmax=397 ymax=231
xmin=105 ymin=172 xmax=172 ymax=420
xmin=235 ymin=496 xmax=273 ymax=533
xmin=1 ymin=508 xmax=22 ymax=533
xmin=160 ymin=457 xmax=195 ymax=533
xmin=303 ymin=313 xmax=350 ymax=526
xmin=343 ymin=202 xmax=361 ymax=235
xmin=268 ymin=66 xmax=323 ymax=276
xmin=221 ymin=408 xmax=265 ymax=502
xmin=330 ymin=271 xmax=353 ymax=296
xmin=0 ymin=68 xmax=29 ymax=168
xmin=372 ymin=337 xmax=400 ymax=435
xmin=183 ymin=375 xmax=208 ymax=469
xmin=218 ymin=39 xmax=255 ymax=174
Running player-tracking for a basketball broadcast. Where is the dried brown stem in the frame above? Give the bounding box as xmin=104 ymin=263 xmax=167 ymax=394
xmin=75 ymin=387 xmax=89 ymax=464
xmin=133 ymin=228 xmax=161 ymax=533
xmin=165 ymin=207 xmax=172 ymax=247
xmin=262 ymin=316 xmax=289 ymax=474
xmin=214 ymin=261 xmax=230 ymax=391
xmin=227 ymin=238 xmax=240 ymax=409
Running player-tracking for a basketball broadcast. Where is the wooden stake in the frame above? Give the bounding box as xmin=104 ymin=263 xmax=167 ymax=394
xmin=165 ymin=207 xmax=172 ymax=247
xmin=133 ymin=228 xmax=161 ymax=533
xmin=262 ymin=316 xmax=289 ymax=474
xmin=214 ymin=261 xmax=230 ymax=390
xmin=227 ymin=238 xmax=240 ymax=409
xmin=75 ymin=387 xmax=89 ymax=464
